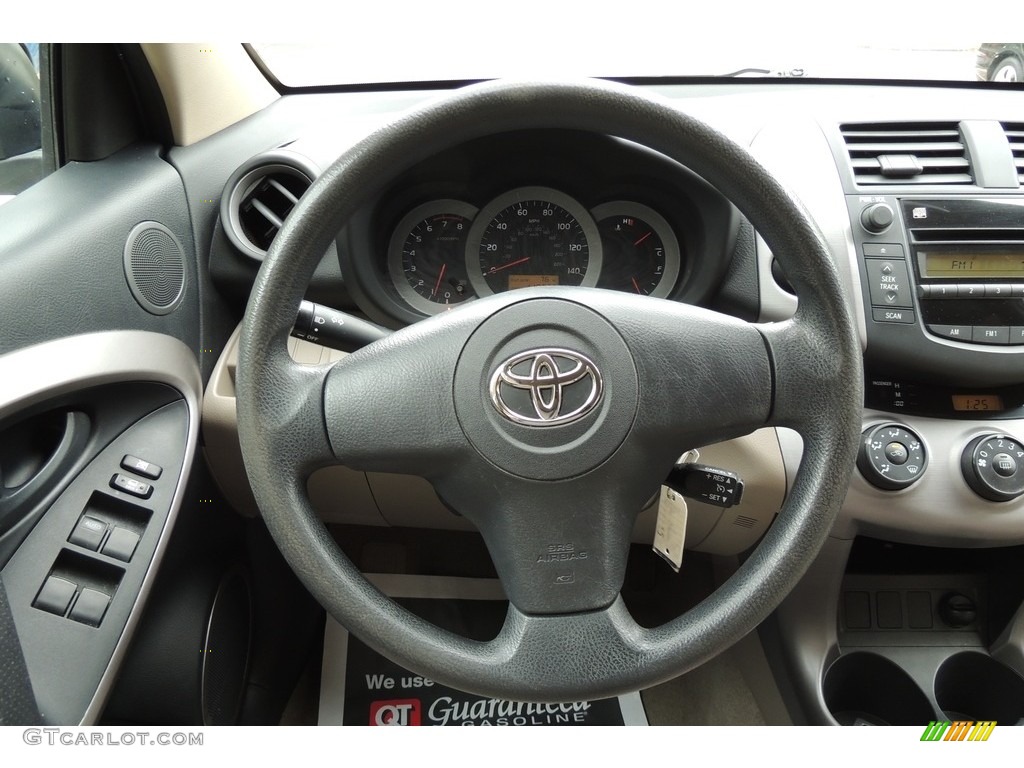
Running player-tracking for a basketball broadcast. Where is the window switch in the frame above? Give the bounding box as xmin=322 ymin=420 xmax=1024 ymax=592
xmin=69 ymin=515 xmax=108 ymax=551
xmin=110 ymin=473 xmax=153 ymax=499
xmin=120 ymin=455 xmax=162 ymax=480
xmin=34 ymin=576 xmax=77 ymax=617
xmin=69 ymin=588 xmax=110 ymax=627
xmin=101 ymin=527 xmax=140 ymax=563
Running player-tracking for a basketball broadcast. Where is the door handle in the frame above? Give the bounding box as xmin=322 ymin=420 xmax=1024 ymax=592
xmin=0 ymin=410 xmax=90 ymax=537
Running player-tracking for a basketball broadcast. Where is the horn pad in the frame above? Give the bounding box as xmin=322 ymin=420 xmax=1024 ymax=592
xmin=453 ymin=297 xmax=638 ymax=481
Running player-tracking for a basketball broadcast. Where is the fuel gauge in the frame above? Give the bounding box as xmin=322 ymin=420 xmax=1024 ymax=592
xmin=592 ymin=202 xmax=680 ymax=298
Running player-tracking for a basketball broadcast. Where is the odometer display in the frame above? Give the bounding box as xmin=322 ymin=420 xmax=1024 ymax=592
xmin=467 ymin=188 xmax=601 ymax=297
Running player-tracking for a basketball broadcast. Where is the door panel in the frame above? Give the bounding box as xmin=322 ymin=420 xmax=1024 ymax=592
xmin=0 ymin=132 xmax=205 ymax=721
xmin=0 ymin=144 xmax=199 ymax=355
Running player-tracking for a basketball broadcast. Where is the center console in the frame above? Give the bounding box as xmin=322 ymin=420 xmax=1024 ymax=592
xmin=774 ymin=121 xmax=1024 ymax=726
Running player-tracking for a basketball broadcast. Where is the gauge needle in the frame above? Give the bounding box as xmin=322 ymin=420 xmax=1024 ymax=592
xmin=487 ymin=256 xmax=530 ymax=274
xmin=633 ymin=232 xmax=652 ymax=246
xmin=432 ymin=263 xmax=447 ymax=298
xmin=631 ymin=276 xmax=642 ymax=294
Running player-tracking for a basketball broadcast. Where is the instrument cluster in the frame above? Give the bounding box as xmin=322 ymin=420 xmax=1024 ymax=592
xmin=387 ymin=186 xmax=682 ymax=315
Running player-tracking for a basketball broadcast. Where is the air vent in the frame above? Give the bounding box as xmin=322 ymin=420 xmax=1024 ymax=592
xmin=1004 ymin=122 xmax=1024 ymax=184
xmin=840 ymin=122 xmax=973 ymax=186
xmin=221 ymin=151 xmax=318 ymax=260
xmin=239 ymin=170 xmax=310 ymax=251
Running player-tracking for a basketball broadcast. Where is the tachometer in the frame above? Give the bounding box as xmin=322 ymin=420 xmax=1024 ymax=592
xmin=592 ymin=201 xmax=680 ymax=298
xmin=466 ymin=187 xmax=602 ymax=297
xmin=387 ymin=200 xmax=477 ymax=315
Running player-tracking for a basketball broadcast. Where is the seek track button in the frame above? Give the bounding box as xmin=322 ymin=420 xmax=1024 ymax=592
xmin=866 ymin=259 xmax=912 ymax=308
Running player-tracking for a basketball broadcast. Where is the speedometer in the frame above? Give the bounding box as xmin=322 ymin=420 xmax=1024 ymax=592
xmin=466 ymin=187 xmax=602 ymax=297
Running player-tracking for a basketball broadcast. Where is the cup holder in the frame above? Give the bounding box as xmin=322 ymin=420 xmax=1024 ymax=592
xmin=824 ymin=652 xmax=935 ymax=726
xmin=935 ymin=652 xmax=1024 ymax=724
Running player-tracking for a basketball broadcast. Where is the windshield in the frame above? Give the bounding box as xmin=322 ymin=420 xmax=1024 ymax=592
xmin=251 ymin=39 xmax=1014 ymax=89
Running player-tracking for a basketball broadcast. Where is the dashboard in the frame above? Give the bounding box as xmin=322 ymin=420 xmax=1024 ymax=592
xmin=200 ymin=80 xmax=1024 ymax=726
xmin=208 ymin=87 xmax=1024 ymax=544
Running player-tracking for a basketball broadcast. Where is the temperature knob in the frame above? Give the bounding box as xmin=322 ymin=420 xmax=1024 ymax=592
xmin=857 ymin=424 xmax=927 ymax=490
xmin=961 ymin=434 xmax=1024 ymax=502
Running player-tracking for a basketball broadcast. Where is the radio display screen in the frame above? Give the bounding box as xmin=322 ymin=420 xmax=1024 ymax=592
xmin=921 ymin=250 xmax=1024 ymax=279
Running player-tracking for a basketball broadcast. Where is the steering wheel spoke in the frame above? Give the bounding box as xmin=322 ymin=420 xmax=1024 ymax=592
xmin=236 ymin=340 xmax=337 ymax=478
xmin=435 ymin=468 xmax=642 ymax=616
xmin=591 ymin=291 xmax=775 ymax=456
xmin=759 ymin=315 xmax=863 ymax=436
xmin=323 ymin=319 xmax=474 ymax=476
xmin=485 ymin=598 xmax=649 ymax=699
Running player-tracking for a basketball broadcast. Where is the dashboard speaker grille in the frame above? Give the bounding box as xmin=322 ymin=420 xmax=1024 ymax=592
xmin=123 ymin=222 xmax=186 ymax=315
xmin=201 ymin=569 xmax=251 ymax=726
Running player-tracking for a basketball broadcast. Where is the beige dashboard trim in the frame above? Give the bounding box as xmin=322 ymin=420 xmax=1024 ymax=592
xmin=203 ymin=323 xmax=387 ymax=526
xmin=141 ymin=44 xmax=278 ymax=147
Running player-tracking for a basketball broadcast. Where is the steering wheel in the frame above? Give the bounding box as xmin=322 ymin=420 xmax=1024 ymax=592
xmin=236 ymin=79 xmax=862 ymax=701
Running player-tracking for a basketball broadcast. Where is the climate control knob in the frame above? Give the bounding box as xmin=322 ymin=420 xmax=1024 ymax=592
xmin=857 ymin=424 xmax=927 ymax=490
xmin=961 ymin=434 xmax=1024 ymax=502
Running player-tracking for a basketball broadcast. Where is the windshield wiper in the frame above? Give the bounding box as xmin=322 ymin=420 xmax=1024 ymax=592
xmin=720 ymin=66 xmax=807 ymax=78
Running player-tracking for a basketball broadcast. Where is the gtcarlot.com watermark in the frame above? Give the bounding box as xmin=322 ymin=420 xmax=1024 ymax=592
xmin=23 ymin=729 xmax=203 ymax=747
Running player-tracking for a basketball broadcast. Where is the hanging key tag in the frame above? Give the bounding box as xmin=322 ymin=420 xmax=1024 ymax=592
xmin=653 ymin=485 xmax=687 ymax=572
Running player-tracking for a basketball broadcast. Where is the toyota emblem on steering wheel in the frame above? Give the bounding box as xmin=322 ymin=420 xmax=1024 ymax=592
xmin=489 ymin=348 xmax=604 ymax=426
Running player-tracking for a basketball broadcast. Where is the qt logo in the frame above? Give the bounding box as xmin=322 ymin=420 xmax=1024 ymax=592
xmin=369 ymin=699 xmax=422 ymax=726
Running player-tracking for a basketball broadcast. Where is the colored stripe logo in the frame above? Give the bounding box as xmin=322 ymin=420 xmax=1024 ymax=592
xmin=920 ymin=721 xmax=997 ymax=741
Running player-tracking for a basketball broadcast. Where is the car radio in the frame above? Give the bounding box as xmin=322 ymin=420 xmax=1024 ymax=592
xmin=902 ymin=198 xmax=1024 ymax=345
xmin=848 ymin=195 xmax=1024 ymax=389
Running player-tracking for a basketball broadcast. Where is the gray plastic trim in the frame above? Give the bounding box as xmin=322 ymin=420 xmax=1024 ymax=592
xmin=754 ymin=232 xmax=798 ymax=323
xmin=836 ymin=411 xmax=1024 ymax=546
xmin=0 ymin=331 xmax=201 ymax=725
xmin=779 ymin=411 xmax=1024 ymax=545
xmin=748 ymin=118 xmax=867 ymax=349
xmin=960 ymin=120 xmax=1019 ymax=189
xmin=773 ymin=535 xmax=853 ymax=725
